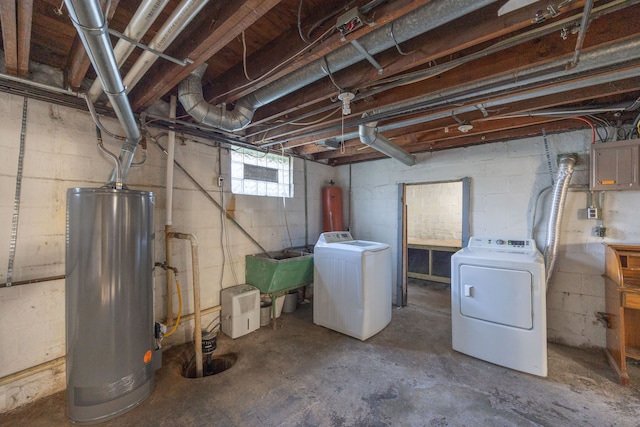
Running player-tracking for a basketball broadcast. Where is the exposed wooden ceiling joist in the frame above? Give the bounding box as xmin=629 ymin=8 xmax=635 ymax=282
xmin=130 ymin=0 xmax=283 ymax=111
xmin=1 ymin=0 xmax=18 ymax=76
xmin=1 ymin=0 xmax=639 ymax=165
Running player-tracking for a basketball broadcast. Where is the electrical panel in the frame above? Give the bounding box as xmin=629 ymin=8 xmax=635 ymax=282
xmin=591 ymin=138 xmax=640 ymax=191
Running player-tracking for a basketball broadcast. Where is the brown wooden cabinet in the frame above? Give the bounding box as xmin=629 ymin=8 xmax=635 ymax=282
xmin=603 ymin=244 xmax=640 ymax=385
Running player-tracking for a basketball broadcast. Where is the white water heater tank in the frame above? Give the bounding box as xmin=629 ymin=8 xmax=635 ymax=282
xmin=221 ymin=285 xmax=260 ymax=339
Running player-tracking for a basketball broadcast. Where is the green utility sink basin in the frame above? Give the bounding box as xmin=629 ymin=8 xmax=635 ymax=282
xmin=245 ymin=250 xmax=313 ymax=295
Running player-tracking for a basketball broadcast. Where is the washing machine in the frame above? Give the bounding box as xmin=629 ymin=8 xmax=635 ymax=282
xmin=451 ymin=236 xmax=547 ymax=377
xmin=314 ymin=232 xmax=392 ymax=340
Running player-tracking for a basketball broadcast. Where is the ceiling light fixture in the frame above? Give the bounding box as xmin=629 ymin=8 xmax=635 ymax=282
xmin=338 ymin=91 xmax=355 ymax=115
xmin=452 ymin=111 xmax=473 ymax=133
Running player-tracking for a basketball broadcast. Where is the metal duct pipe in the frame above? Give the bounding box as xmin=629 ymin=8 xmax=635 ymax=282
xmin=178 ymin=64 xmax=255 ymax=131
xmin=64 ymin=0 xmax=140 ymax=183
xmin=123 ymin=0 xmax=209 ymax=94
xmin=87 ymin=0 xmax=170 ymax=102
xmin=543 ymin=154 xmax=577 ymax=287
xmin=179 ymin=0 xmax=498 ymax=131
xmin=359 ymin=121 xmax=416 ymax=166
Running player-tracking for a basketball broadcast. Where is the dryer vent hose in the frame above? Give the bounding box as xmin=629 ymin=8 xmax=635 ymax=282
xmin=543 ymin=154 xmax=577 ymax=288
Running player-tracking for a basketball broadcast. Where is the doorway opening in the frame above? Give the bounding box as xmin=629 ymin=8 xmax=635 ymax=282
xmin=396 ymin=178 xmax=470 ymax=307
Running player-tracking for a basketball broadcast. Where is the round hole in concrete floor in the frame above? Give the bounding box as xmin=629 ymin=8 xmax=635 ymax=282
xmin=182 ymin=352 xmax=238 ymax=379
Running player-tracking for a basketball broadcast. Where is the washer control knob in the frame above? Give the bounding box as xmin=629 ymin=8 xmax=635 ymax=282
xmin=496 ymin=239 xmax=505 ymax=245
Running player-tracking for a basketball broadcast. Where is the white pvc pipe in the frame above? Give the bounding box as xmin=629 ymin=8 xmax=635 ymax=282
xmin=165 ymin=96 xmax=176 ymax=326
xmin=167 ymin=232 xmax=203 ymax=378
xmin=123 ymin=0 xmax=209 ymax=94
xmin=166 ymin=95 xmax=176 ymax=226
xmin=87 ymin=0 xmax=169 ymax=102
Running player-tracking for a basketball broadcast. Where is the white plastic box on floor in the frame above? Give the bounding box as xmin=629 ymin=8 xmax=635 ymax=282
xmin=221 ymin=285 xmax=260 ymax=339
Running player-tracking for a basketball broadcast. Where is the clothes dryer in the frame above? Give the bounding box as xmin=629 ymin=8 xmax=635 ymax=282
xmin=451 ymin=237 xmax=547 ymax=376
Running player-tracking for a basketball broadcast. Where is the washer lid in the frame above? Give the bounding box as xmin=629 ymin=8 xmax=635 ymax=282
xmin=315 ymin=232 xmax=389 ymax=251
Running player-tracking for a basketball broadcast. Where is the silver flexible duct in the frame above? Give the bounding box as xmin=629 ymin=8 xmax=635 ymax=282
xmin=178 ymin=0 xmax=498 ymax=132
xmin=544 ymin=154 xmax=577 ymax=287
xmin=359 ymin=121 xmax=416 ymax=166
xmin=178 ymin=64 xmax=255 ymax=131
xmin=64 ymin=0 xmax=141 ymax=184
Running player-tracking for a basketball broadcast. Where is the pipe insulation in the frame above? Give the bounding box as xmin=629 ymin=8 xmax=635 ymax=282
xmin=64 ymin=0 xmax=140 ymax=183
xmin=359 ymin=121 xmax=416 ymax=166
xmin=544 ymin=154 xmax=577 ymax=287
xmin=178 ymin=0 xmax=498 ymax=132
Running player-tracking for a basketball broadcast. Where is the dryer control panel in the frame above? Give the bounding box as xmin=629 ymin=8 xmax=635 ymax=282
xmin=467 ymin=236 xmax=538 ymax=253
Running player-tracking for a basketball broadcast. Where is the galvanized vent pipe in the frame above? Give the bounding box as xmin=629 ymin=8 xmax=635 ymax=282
xmin=123 ymin=0 xmax=209 ymax=94
xmin=543 ymin=154 xmax=577 ymax=287
xmin=87 ymin=0 xmax=170 ymax=102
xmin=64 ymin=0 xmax=140 ymax=183
xmin=359 ymin=121 xmax=416 ymax=166
xmin=178 ymin=0 xmax=498 ymax=132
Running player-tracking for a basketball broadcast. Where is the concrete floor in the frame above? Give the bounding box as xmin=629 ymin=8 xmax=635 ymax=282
xmin=4 ymin=280 xmax=640 ymax=426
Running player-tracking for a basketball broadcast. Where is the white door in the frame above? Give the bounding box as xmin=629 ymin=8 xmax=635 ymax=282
xmin=458 ymin=264 xmax=533 ymax=329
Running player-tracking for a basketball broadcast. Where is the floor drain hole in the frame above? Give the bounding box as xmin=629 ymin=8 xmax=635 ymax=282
xmin=183 ymin=352 xmax=237 ymax=378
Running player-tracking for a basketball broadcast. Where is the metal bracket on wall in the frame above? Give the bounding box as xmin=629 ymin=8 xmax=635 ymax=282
xmin=5 ymin=98 xmax=28 ymax=287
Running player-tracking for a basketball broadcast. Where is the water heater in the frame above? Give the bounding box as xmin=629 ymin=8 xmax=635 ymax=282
xmin=322 ymin=186 xmax=344 ymax=232
xmin=66 ymin=188 xmax=156 ymax=424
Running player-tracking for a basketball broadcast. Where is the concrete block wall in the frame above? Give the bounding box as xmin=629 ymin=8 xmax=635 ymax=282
xmin=336 ymin=129 xmax=640 ymax=349
xmin=406 ymin=182 xmax=462 ymax=240
xmin=0 ymin=92 xmax=334 ymax=412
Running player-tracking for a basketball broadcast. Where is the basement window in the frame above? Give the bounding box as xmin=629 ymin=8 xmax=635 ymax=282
xmin=230 ymin=148 xmax=293 ymax=197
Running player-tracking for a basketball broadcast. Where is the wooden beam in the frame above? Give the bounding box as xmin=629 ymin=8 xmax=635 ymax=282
xmin=1 ymin=0 xmax=18 ymax=76
xmin=311 ymin=76 xmax=640 ymax=163
xmin=324 ymin=120 xmax=583 ymax=166
xmin=261 ymin=8 xmax=639 ymax=150
xmin=130 ymin=0 xmax=283 ymax=111
xmin=204 ymin=0 xmax=435 ymax=105
xmin=250 ymin=0 xmax=593 ymax=126
xmin=17 ymin=0 xmax=33 ymax=78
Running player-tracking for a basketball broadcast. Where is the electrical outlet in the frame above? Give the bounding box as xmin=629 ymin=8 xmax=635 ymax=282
xmin=218 ymin=176 xmax=224 ymax=187
xmin=587 ymin=207 xmax=600 ymax=219
xmin=593 ymin=226 xmax=606 ymax=237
